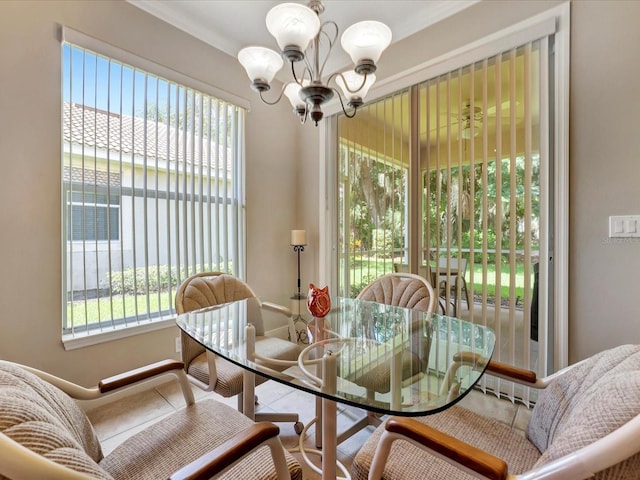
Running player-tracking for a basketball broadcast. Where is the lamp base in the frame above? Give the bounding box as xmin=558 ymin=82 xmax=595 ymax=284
xmin=290 ymin=294 xmax=309 ymax=344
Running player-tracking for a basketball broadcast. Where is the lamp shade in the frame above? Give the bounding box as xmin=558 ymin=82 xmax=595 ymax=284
xmin=237 ymin=46 xmax=283 ymax=83
xmin=284 ymin=82 xmax=305 ymax=108
xmin=340 ymin=20 xmax=392 ymax=65
xmin=266 ymin=3 xmax=320 ymax=52
xmin=335 ymin=71 xmax=376 ymax=101
xmin=291 ymin=230 xmax=307 ymax=246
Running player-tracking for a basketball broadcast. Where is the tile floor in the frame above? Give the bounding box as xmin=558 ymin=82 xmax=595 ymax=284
xmin=85 ymin=377 xmax=532 ymax=479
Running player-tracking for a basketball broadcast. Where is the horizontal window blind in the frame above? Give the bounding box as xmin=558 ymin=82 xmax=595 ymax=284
xmin=62 ymin=42 xmax=246 ymax=338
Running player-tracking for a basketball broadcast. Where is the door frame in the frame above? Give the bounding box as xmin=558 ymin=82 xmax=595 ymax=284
xmin=319 ymin=3 xmax=570 ymax=374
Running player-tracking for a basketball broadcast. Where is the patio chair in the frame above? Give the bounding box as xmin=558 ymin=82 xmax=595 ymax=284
xmin=0 ymin=358 xmax=302 ymax=479
xmin=352 ymin=344 xmax=640 ymax=480
xmin=175 ymin=272 xmax=303 ymax=434
xmin=434 ymin=257 xmax=471 ymax=316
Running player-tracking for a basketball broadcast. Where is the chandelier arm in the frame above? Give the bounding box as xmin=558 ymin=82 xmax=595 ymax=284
xmin=291 ymin=59 xmax=313 ymax=87
xmin=258 ymin=83 xmax=287 ymax=106
xmin=317 ymin=21 xmax=339 ymax=79
xmin=333 ymin=88 xmax=357 ymax=118
xmin=329 ymin=71 xmax=368 ymax=94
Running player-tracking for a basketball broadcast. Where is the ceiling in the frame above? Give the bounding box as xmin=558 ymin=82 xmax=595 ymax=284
xmin=126 ymin=0 xmax=526 ymax=157
xmin=127 ymin=0 xmax=478 ymax=79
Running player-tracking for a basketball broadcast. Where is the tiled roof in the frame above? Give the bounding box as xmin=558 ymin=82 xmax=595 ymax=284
xmin=63 ymin=102 xmax=231 ymax=171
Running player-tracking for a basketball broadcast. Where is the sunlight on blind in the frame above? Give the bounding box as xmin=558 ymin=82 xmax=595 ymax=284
xmin=418 ymin=42 xmax=542 ymax=404
xmin=62 ymin=43 xmax=245 ymax=337
xmin=337 ymin=40 xmax=545 ymax=406
xmin=337 ymin=90 xmax=410 ymax=297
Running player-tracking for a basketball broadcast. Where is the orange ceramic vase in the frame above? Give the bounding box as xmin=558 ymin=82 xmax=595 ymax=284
xmin=307 ymin=283 xmax=331 ymax=317
xmin=306 ymin=284 xmax=331 ymax=344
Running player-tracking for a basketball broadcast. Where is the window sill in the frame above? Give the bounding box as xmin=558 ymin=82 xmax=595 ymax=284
xmin=62 ymin=317 xmax=176 ymax=351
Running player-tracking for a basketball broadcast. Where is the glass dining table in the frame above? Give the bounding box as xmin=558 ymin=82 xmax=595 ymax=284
xmin=176 ymin=296 xmax=495 ymax=480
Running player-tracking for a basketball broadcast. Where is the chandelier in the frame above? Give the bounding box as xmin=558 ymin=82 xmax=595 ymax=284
xmin=237 ymin=1 xmax=392 ymax=126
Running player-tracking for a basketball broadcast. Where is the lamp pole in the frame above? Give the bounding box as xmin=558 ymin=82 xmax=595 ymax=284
xmin=293 ymin=244 xmax=305 ymax=300
xmin=290 ymin=230 xmax=308 ymax=343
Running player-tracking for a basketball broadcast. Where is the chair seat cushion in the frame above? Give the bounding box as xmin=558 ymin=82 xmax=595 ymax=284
xmin=346 ymin=350 xmax=421 ymax=394
xmin=188 ymin=336 xmax=301 ymax=397
xmin=188 ymin=353 xmax=258 ymax=397
xmin=100 ymin=398 xmax=302 ymax=480
xmin=351 ymin=405 xmax=541 ymax=480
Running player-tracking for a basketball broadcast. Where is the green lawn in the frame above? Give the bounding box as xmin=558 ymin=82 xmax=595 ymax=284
xmin=347 ymin=257 xmax=533 ymax=300
xmin=69 ymin=259 xmax=533 ymax=326
xmin=67 ymin=292 xmax=174 ymax=328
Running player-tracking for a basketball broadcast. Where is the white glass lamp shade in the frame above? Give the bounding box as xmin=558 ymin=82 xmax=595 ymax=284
xmin=284 ymin=82 xmax=306 ymax=108
xmin=266 ymin=3 xmax=320 ymax=52
xmin=237 ymin=46 xmax=283 ymax=83
xmin=335 ymin=71 xmax=376 ymax=101
xmin=341 ymin=20 xmax=392 ymax=65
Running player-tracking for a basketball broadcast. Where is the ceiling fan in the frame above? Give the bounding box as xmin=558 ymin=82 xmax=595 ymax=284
xmin=451 ymin=100 xmax=515 ymax=122
xmin=448 ymin=100 xmax=517 ymax=138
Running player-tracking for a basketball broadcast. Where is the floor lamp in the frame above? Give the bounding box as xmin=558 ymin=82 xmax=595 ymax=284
xmin=291 ymin=230 xmax=308 ymax=343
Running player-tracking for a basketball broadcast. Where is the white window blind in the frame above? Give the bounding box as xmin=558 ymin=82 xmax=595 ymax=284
xmin=62 ymin=41 xmax=246 ymax=341
xmin=418 ymin=41 xmax=545 ymax=405
xmin=336 ymin=39 xmax=549 ymax=406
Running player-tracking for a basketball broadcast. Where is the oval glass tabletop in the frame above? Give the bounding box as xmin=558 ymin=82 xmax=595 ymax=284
xmin=176 ymin=296 xmax=495 ymax=416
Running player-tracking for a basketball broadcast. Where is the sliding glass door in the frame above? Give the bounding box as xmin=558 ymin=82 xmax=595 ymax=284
xmin=336 ymin=39 xmax=549 ymax=402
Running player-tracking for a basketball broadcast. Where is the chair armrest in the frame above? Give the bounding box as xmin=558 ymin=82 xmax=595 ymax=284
xmin=169 ymin=422 xmax=283 ymax=480
xmin=452 ymin=352 xmax=597 ymax=390
xmin=99 ymin=359 xmax=184 ymax=393
xmin=261 ymin=301 xmax=292 ymax=317
xmin=384 ymin=417 xmax=508 ymax=480
xmin=20 ymin=359 xmax=194 ymax=405
xmin=453 ymin=352 xmax=537 ymax=385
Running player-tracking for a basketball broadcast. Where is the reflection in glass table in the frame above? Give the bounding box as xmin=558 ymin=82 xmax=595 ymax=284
xmin=176 ymin=296 xmax=495 ymax=480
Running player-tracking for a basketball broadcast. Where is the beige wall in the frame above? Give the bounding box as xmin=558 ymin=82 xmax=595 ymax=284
xmin=1 ymin=0 xmax=638 ymax=385
xmin=0 ymin=0 xmax=300 ymax=385
xmin=568 ymin=0 xmax=640 ymax=362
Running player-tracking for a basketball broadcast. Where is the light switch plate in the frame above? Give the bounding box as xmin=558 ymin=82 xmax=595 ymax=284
xmin=609 ymin=215 xmax=640 ymax=237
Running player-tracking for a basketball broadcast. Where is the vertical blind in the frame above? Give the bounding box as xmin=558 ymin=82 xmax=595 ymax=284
xmin=418 ymin=41 xmax=544 ymax=404
xmin=337 ymin=90 xmax=410 ymax=297
xmin=337 ymin=40 xmax=547 ymax=405
xmin=62 ymin=42 xmax=246 ymax=337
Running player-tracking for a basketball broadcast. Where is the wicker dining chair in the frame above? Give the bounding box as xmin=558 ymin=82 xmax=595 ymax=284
xmin=0 ymin=359 xmax=302 ymax=480
xmin=352 ymin=344 xmax=640 ymax=480
xmin=392 ymin=263 xmax=449 ymax=314
xmin=175 ymin=272 xmax=303 ymax=433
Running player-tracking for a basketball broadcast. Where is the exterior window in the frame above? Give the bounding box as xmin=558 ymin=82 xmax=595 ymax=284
xmin=66 ymin=184 xmax=121 ymax=242
xmin=62 ymin=42 xmax=246 ymax=338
